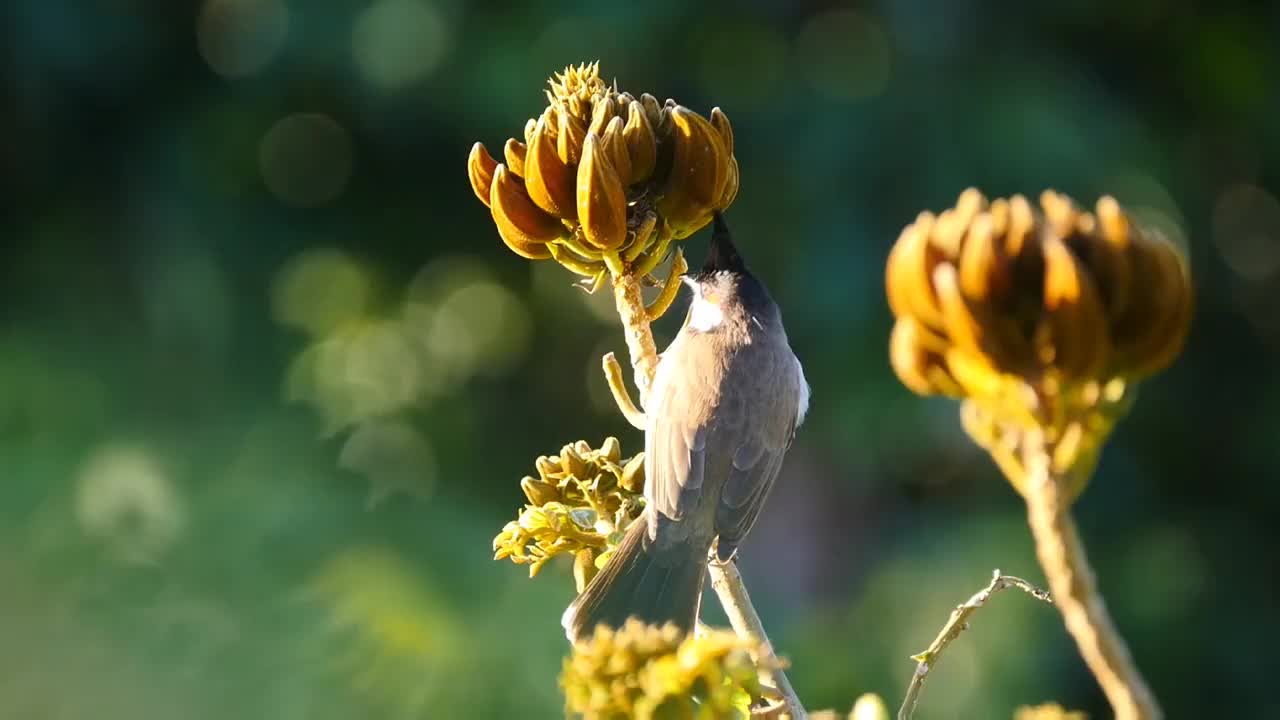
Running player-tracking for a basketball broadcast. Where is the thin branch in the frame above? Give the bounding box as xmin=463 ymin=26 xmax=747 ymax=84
xmin=610 ymin=270 xmax=660 ymax=407
xmin=710 ymin=561 xmax=807 ymax=719
xmin=601 ymin=352 xmax=647 ymax=430
xmin=898 ymin=570 xmax=1053 ymax=720
xmin=1022 ymin=430 xmax=1162 ymax=720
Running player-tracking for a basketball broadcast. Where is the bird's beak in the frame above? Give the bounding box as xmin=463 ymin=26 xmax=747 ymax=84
xmin=680 ymin=275 xmax=698 ymax=290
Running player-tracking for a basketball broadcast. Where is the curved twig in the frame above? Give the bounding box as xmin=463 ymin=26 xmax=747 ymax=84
xmin=898 ymin=570 xmax=1052 ymax=719
xmin=602 ymin=352 xmax=647 ymax=430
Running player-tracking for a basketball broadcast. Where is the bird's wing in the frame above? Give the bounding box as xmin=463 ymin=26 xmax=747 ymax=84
xmin=644 ymin=336 xmax=711 ymax=526
xmin=645 ymin=332 xmax=801 ymax=555
xmin=713 ymin=349 xmax=801 ymax=559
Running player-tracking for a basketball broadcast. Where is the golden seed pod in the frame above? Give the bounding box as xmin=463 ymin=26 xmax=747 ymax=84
xmin=587 ymin=94 xmax=616 ymax=137
xmin=489 ymin=165 xmax=559 ymax=259
xmin=466 ymin=142 xmax=498 ymax=207
xmin=639 ymin=92 xmax=663 ymax=131
xmin=623 ymin=101 xmax=657 ymax=185
xmin=557 ymin=105 xmax=588 ymax=165
xmin=502 ymin=138 xmax=526 ymax=178
xmin=524 ymin=114 xmax=577 ymax=221
xmin=598 ymin=115 xmax=632 ymax=187
xmin=886 ymin=188 xmax=1193 ymax=398
xmin=468 ymin=63 xmax=741 ymax=272
xmin=709 ymin=107 xmax=734 ymax=155
xmin=890 ymin=317 xmax=964 ymax=397
xmin=718 ymin=155 xmax=740 ymax=209
xmin=656 ymin=106 xmax=730 ymax=239
xmin=577 ymin=133 xmax=628 ymax=250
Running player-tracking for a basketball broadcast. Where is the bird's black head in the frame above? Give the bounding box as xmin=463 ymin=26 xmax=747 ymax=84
xmin=701 ymin=212 xmax=748 ymax=276
xmin=683 ymin=212 xmax=778 ymax=331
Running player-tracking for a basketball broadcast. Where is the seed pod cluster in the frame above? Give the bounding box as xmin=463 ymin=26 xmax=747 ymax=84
xmin=492 ymin=436 xmax=645 ymax=588
xmin=887 ymin=188 xmax=1193 ymax=399
xmin=468 ymin=62 xmax=738 ymax=279
xmin=559 ymin=618 xmax=770 ymax=718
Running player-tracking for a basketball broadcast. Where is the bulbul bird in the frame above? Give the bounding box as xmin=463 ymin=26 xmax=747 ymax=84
xmin=562 ymin=212 xmax=810 ymax=643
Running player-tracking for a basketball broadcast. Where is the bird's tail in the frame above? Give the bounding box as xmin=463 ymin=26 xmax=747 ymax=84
xmin=561 ymin=513 xmax=708 ymax=643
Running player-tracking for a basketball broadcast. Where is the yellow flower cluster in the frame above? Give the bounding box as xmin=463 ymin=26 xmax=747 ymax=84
xmin=559 ymin=619 xmax=771 ymax=720
xmin=468 ymin=62 xmax=737 ymax=281
xmin=492 ymin=437 xmax=645 ymax=590
xmin=885 ymin=189 xmax=1193 ymax=500
xmin=1013 ymin=702 xmax=1088 ymax=720
xmin=887 ymin=189 xmax=1192 ymax=399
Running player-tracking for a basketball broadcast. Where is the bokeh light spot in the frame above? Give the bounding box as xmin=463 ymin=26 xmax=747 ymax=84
xmin=197 ymin=0 xmax=289 ymax=78
xmin=259 ymin=113 xmax=353 ymax=207
xmin=339 ymin=419 xmax=438 ymax=506
xmin=286 ymin=320 xmax=424 ymax=433
xmin=352 ymin=0 xmax=449 ymax=91
xmin=794 ymin=10 xmax=891 ymax=101
xmin=75 ymin=443 xmax=185 ymax=564
xmin=272 ymin=248 xmax=373 ymax=338
xmin=1213 ymin=184 xmax=1280 ymax=281
xmin=403 ymin=256 xmax=532 ymax=382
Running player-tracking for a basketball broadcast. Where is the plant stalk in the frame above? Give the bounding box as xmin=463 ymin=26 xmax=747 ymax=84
xmin=1022 ymin=430 xmax=1162 ymax=720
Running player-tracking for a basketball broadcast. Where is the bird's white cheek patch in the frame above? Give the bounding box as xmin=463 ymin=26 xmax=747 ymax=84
xmin=688 ymin=298 xmax=724 ymax=331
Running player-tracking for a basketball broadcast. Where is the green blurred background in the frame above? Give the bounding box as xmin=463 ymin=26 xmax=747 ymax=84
xmin=2 ymin=0 xmax=1277 ymax=717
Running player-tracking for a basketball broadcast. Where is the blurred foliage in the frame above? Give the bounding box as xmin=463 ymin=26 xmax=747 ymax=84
xmin=2 ymin=0 xmax=1278 ymax=718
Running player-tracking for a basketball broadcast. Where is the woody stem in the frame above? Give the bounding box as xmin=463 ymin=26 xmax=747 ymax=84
xmin=610 ymin=271 xmax=660 ymax=408
xmin=1022 ymin=429 xmax=1162 ymax=720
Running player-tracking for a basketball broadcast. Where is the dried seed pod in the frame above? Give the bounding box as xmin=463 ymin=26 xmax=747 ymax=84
xmin=489 ymin=164 xmax=559 ymax=259
xmin=655 ymin=106 xmax=730 ymax=238
xmin=588 ymin=94 xmax=617 ymax=138
xmin=598 ymin=115 xmax=632 ymax=189
xmin=709 ymin=107 xmax=734 ymax=156
xmin=557 ymin=105 xmax=587 ymax=165
xmin=890 ymin=317 xmax=964 ymax=397
xmin=622 ymin=100 xmax=657 ymax=185
xmin=467 ymin=142 xmax=499 ymax=207
xmin=1039 ymin=235 xmax=1110 ymax=381
xmin=577 ymin=133 xmax=628 ymax=251
xmin=525 ymin=115 xmax=577 ymax=220
xmin=503 ymin=138 xmax=527 ymax=178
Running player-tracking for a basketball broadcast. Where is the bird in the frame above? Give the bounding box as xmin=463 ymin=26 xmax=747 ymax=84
xmin=562 ymin=211 xmax=810 ymax=643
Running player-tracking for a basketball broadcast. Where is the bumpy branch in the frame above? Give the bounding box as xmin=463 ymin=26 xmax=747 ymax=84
xmin=611 ymin=271 xmax=661 ymax=407
xmin=897 ymin=570 xmax=1053 ymax=720
xmin=609 ymin=265 xmax=806 ymax=719
xmin=709 ymin=560 xmax=807 ymax=718
xmin=1022 ymin=431 xmax=1162 ymax=720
